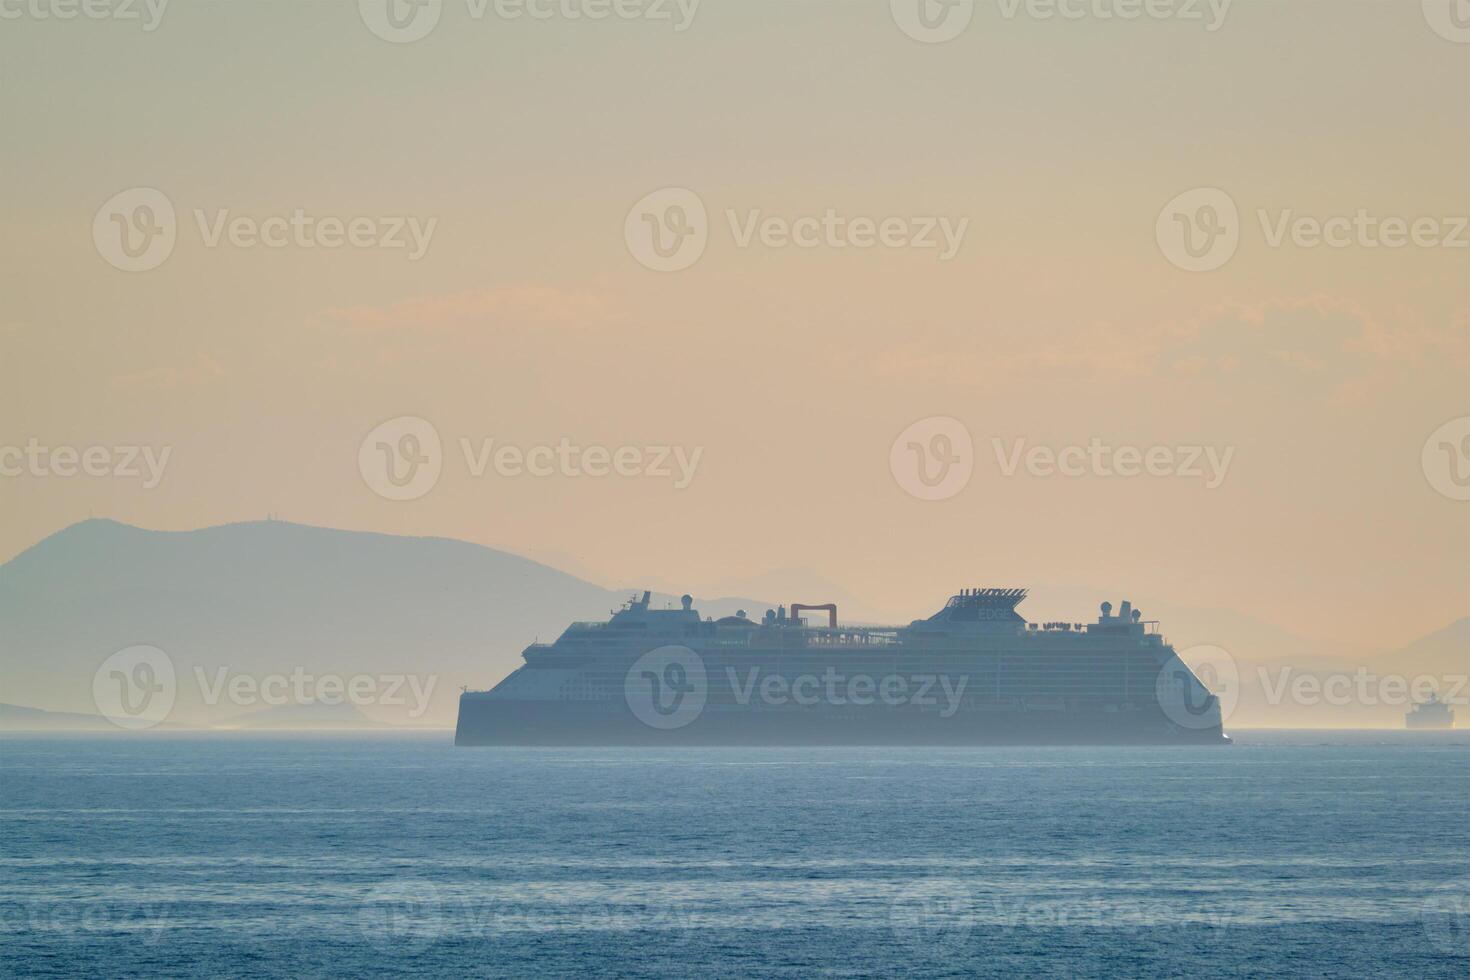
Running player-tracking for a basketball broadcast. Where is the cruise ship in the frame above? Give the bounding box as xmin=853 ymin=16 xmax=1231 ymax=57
xmin=455 ymin=588 xmax=1231 ymax=745
xmin=1406 ymin=694 xmax=1455 ymax=730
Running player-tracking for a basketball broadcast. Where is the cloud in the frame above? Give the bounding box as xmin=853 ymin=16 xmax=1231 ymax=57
xmin=1160 ymin=296 xmax=1469 ymax=405
xmin=110 ymin=353 xmax=225 ymax=390
xmin=853 ymin=295 xmax=1469 ymax=399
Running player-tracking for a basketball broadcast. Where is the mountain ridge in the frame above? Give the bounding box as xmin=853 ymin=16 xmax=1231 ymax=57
xmin=0 ymin=519 xmax=772 ymax=727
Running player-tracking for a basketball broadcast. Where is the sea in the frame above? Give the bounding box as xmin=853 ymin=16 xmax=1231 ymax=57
xmin=2 ymin=731 xmax=1468 ymax=978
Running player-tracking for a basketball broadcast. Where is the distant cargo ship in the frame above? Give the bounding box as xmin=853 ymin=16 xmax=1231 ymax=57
xmin=1406 ymin=694 xmax=1455 ymax=730
xmin=456 ymin=588 xmax=1231 ymax=746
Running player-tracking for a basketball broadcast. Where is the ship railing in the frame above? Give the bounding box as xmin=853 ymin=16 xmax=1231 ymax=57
xmin=1065 ymin=621 xmax=1163 ymax=635
xmin=770 ymin=628 xmax=903 ymax=647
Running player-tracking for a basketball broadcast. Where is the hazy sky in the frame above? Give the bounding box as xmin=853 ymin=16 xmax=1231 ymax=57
xmin=1 ymin=0 xmax=1466 ymax=651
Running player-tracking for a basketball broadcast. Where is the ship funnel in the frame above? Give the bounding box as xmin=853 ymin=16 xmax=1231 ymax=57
xmin=1119 ymin=600 xmax=1132 ymax=622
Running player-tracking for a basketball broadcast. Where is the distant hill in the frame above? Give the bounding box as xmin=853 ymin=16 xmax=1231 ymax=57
xmin=0 ymin=697 xmax=386 ymax=733
xmin=1375 ymin=618 xmax=1470 ymax=678
xmin=1221 ymin=617 xmax=1469 ymax=729
xmin=0 ymin=702 xmax=121 ymax=732
xmin=217 ymin=700 xmax=386 ymax=731
xmin=0 ymin=519 xmax=767 ymax=729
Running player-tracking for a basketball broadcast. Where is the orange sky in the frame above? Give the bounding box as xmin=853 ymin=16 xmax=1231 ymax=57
xmin=1 ymin=0 xmax=1467 ymax=651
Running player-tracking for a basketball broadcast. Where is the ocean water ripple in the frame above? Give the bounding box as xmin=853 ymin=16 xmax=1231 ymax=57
xmin=2 ymin=732 xmax=1468 ymax=978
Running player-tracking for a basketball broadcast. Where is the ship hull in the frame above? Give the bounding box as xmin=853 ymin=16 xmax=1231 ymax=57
xmin=454 ymin=693 xmax=1229 ymax=746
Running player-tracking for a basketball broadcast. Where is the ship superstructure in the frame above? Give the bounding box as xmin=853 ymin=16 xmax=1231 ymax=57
xmin=1406 ymin=694 xmax=1456 ymax=730
xmin=455 ymin=588 xmax=1231 ymax=745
